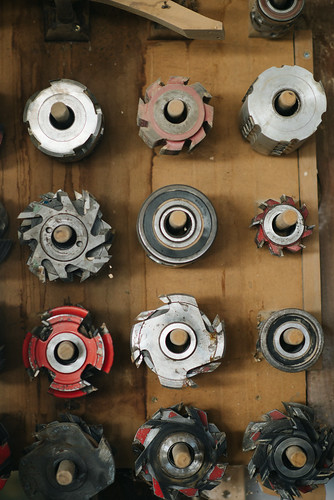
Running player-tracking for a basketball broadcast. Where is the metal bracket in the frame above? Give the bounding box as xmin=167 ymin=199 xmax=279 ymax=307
xmin=43 ymin=0 xmax=90 ymax=41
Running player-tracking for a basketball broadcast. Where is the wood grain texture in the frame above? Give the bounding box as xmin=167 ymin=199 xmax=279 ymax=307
xmin=0 ymin=0 xmax=325 ymax=494
xmin=0 ymin=0 xmax=151 ymax=468
xmin=142 ymin=2 xmax=319 ymax=465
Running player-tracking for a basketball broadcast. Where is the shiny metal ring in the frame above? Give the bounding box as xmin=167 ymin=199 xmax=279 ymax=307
xmin=263 ymin=204 xmax=305 ymax=246
xmin=137 ymin=185 xmax=217 ymax=266
xmin=46 ymin=332 xmax=87 ymax=374
xmin=158 ymin=432 xmax=204 ymax=479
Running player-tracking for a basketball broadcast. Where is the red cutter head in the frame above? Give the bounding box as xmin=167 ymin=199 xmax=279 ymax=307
xmin=22 ymin=306 xmax=113 ymax=398
xmin=133 ymin=404 xmax=227 ymax=499
xmin=137 ymin=76 xmax=213 ymax=155
xmin=251 ymin=195 xmax=314 ymax=256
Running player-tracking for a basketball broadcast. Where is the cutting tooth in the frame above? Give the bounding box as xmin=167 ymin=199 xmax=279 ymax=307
xmin=145 ymin=78 xmax=163 ymax=101
xmin=191 ymin=82 xmax=212 ymax=100
xmin=80 ymin=270 xmax=91 ymax=282
xmin=189 ymin=127 xmax=206 ymax=152
xmin=212 ymin=315 xmax=223 ymax=333
xmin=255 ymin=227 xmax=266 ymax=247
xmin=82 ymin=190 xmax=91 ymax=214
xmin=135 ymin=309 xmax=155 ymax=321
xmin=167 ymin=76 xmax=189 ymax=85
xmin=139 ymin=126 xmax=163 ymax=149
xmin=74 ymin=190 xmax=83 ymax=200
xmin=160 ymin=140 xmax=185 ymax=155
xmin=268 ymin=242 xmax=283 ymax=257
xmin=185 ymin=378 xmax=198 ymax=388
xmin=204 ymin=103 xmax=214 ymax=128
xmin=300 ymin=204 xmax=309 ymax=219
xmin=137 ymin=98 xmax=148 ymax=127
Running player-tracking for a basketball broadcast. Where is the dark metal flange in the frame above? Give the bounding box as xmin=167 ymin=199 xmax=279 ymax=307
xmin=19 ymin=414 xmax=115 ymax=499
xmin=243 ymin=402 xmax=334 ymax=500
xmin=137 ymin=185 xmax=217 ymax=266
xmin=257 ymin=308 xmax=324 ymax=372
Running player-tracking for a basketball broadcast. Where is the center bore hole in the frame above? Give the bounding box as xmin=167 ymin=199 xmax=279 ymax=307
xmin=269 ymin=0 xmax=295 ymax=11
xmin=283 ymin=445 xmax=307 ymax=469
xmin=49 ymin=102 xmax=75 ymax=130
xmin=55 ymin=341 xmax=79 ymax=365
xmin=56 ymin=459 xmax=76 ymax=486
xmin=166 ymin=329 xmax=191 ymax=354
xmin=273 ymin=210 xmax=298 ymax=237
xmin=52 ymin=225 xmax=77 ymax=249
xmin=274 ymin=90 xmax=300 ymax=117
xmin=164 ymin=99 xmax=188 ymax=124
xmin=165 ymin=210 xmax=191 ymax=238
xmin=170 ymin=442 xmax=194 ymax=469
xmin=280 ymin=328 xmax=305 ymax=353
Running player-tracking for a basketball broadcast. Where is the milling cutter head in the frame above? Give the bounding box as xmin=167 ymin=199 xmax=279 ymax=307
xmin=131 ymin=294 xmax=225 ymax=389
xmin=23 ymin=79 xmax=104 ymax=162
xmin=250 ymin=0 xmax=305 ymax=38
xmin=250 ymin=195 xmax=314 ymax=256
xmin=22 ymin=305 xmax=114 ymax=398
xmin=257 ymin=308 xmax=324 ymax=372
xmin=137 ymin=185 xmax=217 ymax=267
xmin=137 ymin=76 xmax=213 ymax=154
xmin=133 ymin=403 xmax=227 ymax=500
xmin=243 ymin=403 xmax=334 ymax=500
xmin=240 ymin=65 xmax=326 ymax=155
xmin=19 ymin=414 xmax=115 ymax=499
xmin=18 ymin=189 xmax=114 ymax=282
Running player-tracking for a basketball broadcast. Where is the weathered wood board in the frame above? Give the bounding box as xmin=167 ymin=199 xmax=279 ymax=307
xmin=143 ymin=22 xmax=319 ymax=468
xmin=0 ymin=0 xmax=320 ymax=489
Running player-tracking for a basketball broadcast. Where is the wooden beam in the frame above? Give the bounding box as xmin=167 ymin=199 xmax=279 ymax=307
xmin=91 ymin=0 xmax=224 ymax=40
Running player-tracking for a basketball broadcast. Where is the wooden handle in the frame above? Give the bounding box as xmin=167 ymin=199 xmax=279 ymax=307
xmin=172 ymin=443 xmax=192 ymax=468
xmin=170 ymin=329 xmax=189 ymax=346
xmin=56 ymin=460 xmax=76 ymax=485
xmin=285 ymin=446 xmax=307 ymax=468
xmin=57 ymin=341 xmax=76 ymax=361
xmin=53 ymin=225 xmax=73 ymax=244
xmin=277 ymin=91 xmax=297 ymax=113
xmin=91 ymin=0 xmax=224 ymax=40
xmin=283 ymin=328 xmax=304 ymax=346
xmin=168 ymin=211 xmax=187 ymax=230
xmin=51 ymin=102 xmax=71 ymax=124
xmin=275 ymin=210 xmax=298 ymax=230
xmin=167 ymin=99 xmax=185 ymax=119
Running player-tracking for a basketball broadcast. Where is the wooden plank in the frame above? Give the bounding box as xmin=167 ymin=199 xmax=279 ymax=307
xmin=142 ymin=1 xmax=318 ymax=465
xmin=92 ymin=0 xmax=224 ymax=40
xmin=0 ymin=0 xmax=322 ymax=487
